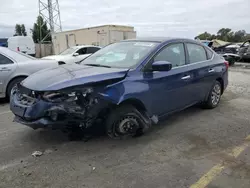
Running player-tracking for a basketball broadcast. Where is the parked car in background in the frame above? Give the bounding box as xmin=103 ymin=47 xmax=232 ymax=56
xmin=7 ymin=36 xmax=36 ymax=57
xmin=200 ymin=40 xmax=240 ymax=65
xmin=199 ymin=40 xmax=213 ymax=48
xmin=10 ymin=38 xmax=228 ymax=139
xmin=0 ymin=47 xmax=59 ymax=99
xmin=239 ymin=40 xmax=250 ymax=62
xmin=42 ymin=45 xmax=101 ymax=64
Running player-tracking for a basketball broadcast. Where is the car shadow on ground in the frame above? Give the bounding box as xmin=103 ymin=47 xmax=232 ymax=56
xmin=18 ymin=104 xmax=204 ymax=151
xmin=0 ymin=98 xmax=8 ymax=105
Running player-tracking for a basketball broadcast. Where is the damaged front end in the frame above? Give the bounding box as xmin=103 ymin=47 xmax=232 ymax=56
xmin=10 ymin=83 xmax=111 ymax=130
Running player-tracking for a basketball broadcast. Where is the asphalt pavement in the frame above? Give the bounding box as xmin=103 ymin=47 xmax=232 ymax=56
xmin=1 ymin=63 xmax=250 ymax=188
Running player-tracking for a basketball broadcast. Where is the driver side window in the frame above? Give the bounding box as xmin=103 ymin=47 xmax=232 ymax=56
xmin=76 ymin=48 xmax=87 ymax=55
xmin=154 ymin=43 xmax=186 ymax=68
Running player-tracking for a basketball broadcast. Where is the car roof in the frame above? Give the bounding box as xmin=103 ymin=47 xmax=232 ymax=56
xmin=122 ymin=37 xmax=201 ymax=44
xmin=71 ymin=45 xmax=101 ymax=49
xmin=0 ymin=47 xmax=36 ymax=62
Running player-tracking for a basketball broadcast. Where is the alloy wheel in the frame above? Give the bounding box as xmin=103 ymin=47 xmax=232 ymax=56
xmin=211 ymin=83 xmax=221 ymax=106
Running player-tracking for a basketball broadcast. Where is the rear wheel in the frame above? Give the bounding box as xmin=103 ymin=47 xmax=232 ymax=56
xmin=105 ymin=105 xmax=146 ymax=139
xmin=203 ymin=81 xmax=222 ymax=109
xmin=6 ymin=77 xmax=26 ymax=99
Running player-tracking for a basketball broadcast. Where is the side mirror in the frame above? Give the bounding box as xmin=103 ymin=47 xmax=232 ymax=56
xmin=152 ymin=61 xmax=172 ymax=71
xmin=73 ymin=53 xmax=79 ymax=56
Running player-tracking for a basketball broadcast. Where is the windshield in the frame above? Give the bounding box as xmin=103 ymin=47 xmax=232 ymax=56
xmin=81 ymin=41 xmax=158 ymax=68
xmin=59 ymin=47 xmax=76 ymax=55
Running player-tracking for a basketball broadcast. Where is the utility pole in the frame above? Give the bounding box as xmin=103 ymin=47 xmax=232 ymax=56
xmin=38 ymin=0 xmax=62 ymax=40
xmin=38 ymin=0 xmax=62 ymax=56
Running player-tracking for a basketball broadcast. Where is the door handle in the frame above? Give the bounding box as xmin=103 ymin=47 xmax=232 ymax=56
xmin=208 ymin=68 xmax=215 ymax=73
xmin=181 ymin=75 xmax=191 ymax=80
xmin=0 ymin=67 xmax=11 ymax=71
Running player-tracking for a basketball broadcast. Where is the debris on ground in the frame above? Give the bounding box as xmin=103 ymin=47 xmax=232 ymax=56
xmin=92 ymin=167 xmax=96 ymax=170
xmin=31 ymin=151 xmax=43 ymax=157
xmin=23 ymin=172 xmax=32 ymax=177
xmin=44 ymin=149 xmax=53 ymax=154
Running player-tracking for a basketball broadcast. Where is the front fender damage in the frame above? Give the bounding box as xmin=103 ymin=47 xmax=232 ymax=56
xmin=11 ymin=78 xmax=153 ymax=140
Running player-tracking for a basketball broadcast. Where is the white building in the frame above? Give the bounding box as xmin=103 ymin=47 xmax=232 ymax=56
xmin=52 ymin=25 xmax=137 ymax=54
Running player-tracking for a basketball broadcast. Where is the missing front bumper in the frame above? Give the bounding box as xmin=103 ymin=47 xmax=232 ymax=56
xmin=10 ymin=89 xmax=111 ymax=130
xmin=13 ymin=116 xmax=68 ymax=130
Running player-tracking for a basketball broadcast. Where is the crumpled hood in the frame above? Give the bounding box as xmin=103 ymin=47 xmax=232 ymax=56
xmin=21 ymin=63 xmax=129 ymax=91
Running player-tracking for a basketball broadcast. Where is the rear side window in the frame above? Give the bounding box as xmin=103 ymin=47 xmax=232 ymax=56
xmin=87 ymin=47 xmax=100 ymax=54
xmin=0 ymin=54 xmax=13 ymax=64
xmin=187 ymin=43 xmax=207 ymax=63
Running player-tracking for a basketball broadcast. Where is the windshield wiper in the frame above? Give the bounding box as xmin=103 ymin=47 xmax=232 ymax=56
xmin=84 ymin=63 xmax=111 ymax=68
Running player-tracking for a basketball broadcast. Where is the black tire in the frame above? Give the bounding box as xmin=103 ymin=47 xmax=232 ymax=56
xmin=105 ymin=104 xmax=150 ymax=139
xmin=6 ymin=77 xmax=26 ymax=99
xmin=203 ymin=81 xmax=222 ymax=109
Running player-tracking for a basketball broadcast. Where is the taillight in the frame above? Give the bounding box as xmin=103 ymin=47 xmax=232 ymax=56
xmin=17 ymin=47 xmax=20 ymax=51
xmin=224 ymin=61 xmax=229 ymax=69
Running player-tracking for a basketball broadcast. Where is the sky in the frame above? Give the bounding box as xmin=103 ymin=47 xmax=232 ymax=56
xmin=0 ymin=0 xmax=249 ymax=39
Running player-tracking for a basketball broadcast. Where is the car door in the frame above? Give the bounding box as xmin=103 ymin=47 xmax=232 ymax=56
xmin=74 ymin=47 xmax=87 ymax=62
xmin=143 ymin=42 xmax=196 ymax=116
xmin=185 ymin=43 xmax=216 ymax=102
xmin=0 ymin=53 xmax=17 ymax=94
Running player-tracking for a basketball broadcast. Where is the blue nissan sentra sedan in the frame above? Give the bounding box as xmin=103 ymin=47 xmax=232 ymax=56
xmin=10 ymin=37 xmax=228 ymax=139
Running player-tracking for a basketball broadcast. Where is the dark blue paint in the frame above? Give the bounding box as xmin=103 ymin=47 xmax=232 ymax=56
xmin=12 ymin=37 xmax=228 ymax=123
xmin=22 ymin=63 xmax=129 ymax=91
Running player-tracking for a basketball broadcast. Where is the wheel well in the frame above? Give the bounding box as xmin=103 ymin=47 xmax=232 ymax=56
xmin=216 ymin=77 xmax=224 ymax=94
xmin=119 ymin=99 xmax=147 ymax=112
xmin=6 ymin=76 xmax=27 ymax=93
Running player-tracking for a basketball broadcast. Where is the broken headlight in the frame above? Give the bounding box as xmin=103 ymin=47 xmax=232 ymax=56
xmin=42 ymin=87 xmax=93 ymax=103
xmin=10 ymin=84 xmax=18 ymax=96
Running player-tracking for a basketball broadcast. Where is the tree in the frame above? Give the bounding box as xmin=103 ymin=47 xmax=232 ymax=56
xmin=31 ymin=16 xmax=51 ymax=43
xmin=195 ymin=32 xmax=211 ymax=40
xmin=20 ymin=24 xmax=27 ymax=36
xmin=195 ymin=32 xmax=217 ymax=41
xmin=234 ymin=30 xmax=246 ymax=42
xmin=196 ymin=28 xmax=248 ymax=42
xmin=217 ymin=28 xmax=233 ymax=41
xmin=14 ymin=24 xmax=22 ymax=36
xmin=14 ymin=24 xmax=27 ymax=36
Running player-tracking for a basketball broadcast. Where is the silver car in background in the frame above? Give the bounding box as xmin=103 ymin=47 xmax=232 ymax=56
xmin=0 ymin=47 xmax=59 ymax=99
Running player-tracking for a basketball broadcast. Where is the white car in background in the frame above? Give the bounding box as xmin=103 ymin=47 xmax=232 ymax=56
xmin=0 ymin=47 xmax=59 ymax=99
xmin=7 ymin=36 xmax=36 ymax=57
xmin=42 ymin=45 xmax=101 ymax=64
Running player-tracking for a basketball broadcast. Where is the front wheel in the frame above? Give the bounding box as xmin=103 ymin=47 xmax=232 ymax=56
xmin=6 ymin=77 xmax=26 ymax=99
xmin=203 ymin=81 xmax=222 ymax=109
xmin=105 ymin=105 xmax=149 ymax=139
